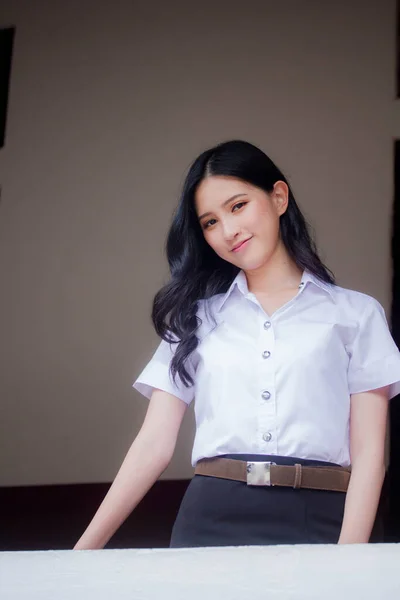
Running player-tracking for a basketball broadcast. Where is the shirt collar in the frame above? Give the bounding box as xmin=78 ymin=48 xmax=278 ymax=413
xmin=214 ymin=268 xmax=334 ymax=314
xmin=301 ymin=269 xmax=335 ymax=298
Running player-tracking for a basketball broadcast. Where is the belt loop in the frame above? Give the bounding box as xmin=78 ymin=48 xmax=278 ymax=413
xmin=293 ymin=463 xmax=302 ymax=489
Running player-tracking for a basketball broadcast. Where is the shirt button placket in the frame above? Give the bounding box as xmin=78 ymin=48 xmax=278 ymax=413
xmin=257 ymin=318 xmax=277 ymax=453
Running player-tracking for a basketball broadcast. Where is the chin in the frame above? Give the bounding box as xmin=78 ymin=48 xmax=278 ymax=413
xmin=240 ymin=254 xmax=271 ymax=271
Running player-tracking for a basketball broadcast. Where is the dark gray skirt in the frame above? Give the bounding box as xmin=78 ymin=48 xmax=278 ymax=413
xmin=170 ymin=454 xmax=347 ymax=548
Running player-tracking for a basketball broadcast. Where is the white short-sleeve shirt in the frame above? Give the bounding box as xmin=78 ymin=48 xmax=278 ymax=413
xmin=133 ymin=270 xmax=400 ymax=467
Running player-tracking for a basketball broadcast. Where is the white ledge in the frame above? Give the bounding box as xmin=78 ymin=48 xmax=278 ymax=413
xmin=1 ymin=543 xmax=400 ymax=599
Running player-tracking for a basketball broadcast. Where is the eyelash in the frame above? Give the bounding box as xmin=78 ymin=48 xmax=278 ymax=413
xmin=203 ymin=202 xmax=247 ymax=230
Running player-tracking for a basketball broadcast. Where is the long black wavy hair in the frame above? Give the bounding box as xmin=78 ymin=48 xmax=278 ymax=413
xmin=151 ymin=140 xmax=335 ymax=388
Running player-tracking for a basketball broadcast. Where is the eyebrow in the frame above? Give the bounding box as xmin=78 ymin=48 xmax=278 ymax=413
xmin=198 ymin=193 xmax=248 ymax=221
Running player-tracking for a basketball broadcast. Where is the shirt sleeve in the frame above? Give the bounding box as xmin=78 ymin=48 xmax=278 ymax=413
xmin=347 ymin=297 xmax=400 ymax=399
xmin=132 ymin=338 xmax=195 ymax=405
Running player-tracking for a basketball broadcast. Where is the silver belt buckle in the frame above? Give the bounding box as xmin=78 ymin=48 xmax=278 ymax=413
xmin=246 ymin=461 xmax=275 ymax=486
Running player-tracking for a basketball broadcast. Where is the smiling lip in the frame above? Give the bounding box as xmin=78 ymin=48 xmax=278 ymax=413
xmin=231 ymin=237 xmax=252 ymax=252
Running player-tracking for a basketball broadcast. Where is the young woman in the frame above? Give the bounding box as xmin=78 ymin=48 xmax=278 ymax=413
xmin=74 ymin=140 xmax=400 ymax=550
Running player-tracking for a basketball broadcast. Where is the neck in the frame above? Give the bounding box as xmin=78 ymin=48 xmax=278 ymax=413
xmin=244 ymin=246 xmax=303 ymax=295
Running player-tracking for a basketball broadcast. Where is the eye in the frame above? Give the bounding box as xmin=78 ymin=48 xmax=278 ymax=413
xmin=202 ymin=202 xmax=247 ymax=230
xmin=203 ymin=218 xmax=216 ymax=230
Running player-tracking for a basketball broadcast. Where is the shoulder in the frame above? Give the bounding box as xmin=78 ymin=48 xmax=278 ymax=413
xmin=197 ymin=293 xmax=225 ymax=314
xmin=329 ymin=283 xmax=385 ymax=321
xmin=195 ymin=296 xmax=224 ymax=341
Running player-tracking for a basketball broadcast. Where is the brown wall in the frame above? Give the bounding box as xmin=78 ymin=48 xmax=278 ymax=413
xmin=0 ymin=0 xmax=398 ymax=487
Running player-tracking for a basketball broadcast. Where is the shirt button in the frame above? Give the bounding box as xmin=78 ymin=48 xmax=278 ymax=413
xmin=264 ymin=321 xmax=271 ymax=329
xmin=262 ymin=390 xmax=271 ymax=400
xmin=262 ymin=432 xmax=272 ymax=442
xmin=262 ymin=350 xmax=271 ymax=359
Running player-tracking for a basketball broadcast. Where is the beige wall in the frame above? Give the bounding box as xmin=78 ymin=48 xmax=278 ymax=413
xmin=0 ymin=0 xmax=397 ymax=486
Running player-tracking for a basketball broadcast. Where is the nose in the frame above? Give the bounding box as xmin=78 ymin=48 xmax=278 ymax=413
xmin=221 ymin=217 xmax=241 ymax=241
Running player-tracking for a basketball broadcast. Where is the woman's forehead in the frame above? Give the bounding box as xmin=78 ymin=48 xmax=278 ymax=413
xmin=195 ymin=176 xmax=253 ymax=208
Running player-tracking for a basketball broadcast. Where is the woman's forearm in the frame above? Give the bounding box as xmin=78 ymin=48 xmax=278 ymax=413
xmin=338 ymin=456 xmax=385 ymax=544
xmin=74 ymin=435 xmax=171 ymax=550
xmin=74 ymin=390 xmax=187 ymax=550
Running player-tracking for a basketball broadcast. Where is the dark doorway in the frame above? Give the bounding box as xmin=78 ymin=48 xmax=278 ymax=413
xmin=386 ymin=140 xmax=400 ymax=541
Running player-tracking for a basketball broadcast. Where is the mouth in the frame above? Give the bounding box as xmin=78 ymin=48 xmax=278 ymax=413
xmin=231 ymin=237 xmax=253 ymax=252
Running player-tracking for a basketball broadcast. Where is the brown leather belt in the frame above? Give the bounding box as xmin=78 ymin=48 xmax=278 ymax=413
xmin=195 ymin=458 xmax=351 ymax=492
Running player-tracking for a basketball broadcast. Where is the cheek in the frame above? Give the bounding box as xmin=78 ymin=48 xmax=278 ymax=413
xmin=202 ymin=229 xmax=219 ymax=249
xmin=256 ymin=204 xmax=279 ymax=232
xmin=251 ymin=213 xmax=281 ymax=256
xmin=247 ymin=202 xmax=271 ymax=227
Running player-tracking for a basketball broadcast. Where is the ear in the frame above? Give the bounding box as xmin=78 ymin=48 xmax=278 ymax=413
xmin=272 ymin=181 xmax=289 ymax=217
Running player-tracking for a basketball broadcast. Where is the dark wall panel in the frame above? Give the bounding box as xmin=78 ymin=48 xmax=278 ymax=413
xmin=0 ymin=480 xmax=189 ymax=551
xmin=0 ymin=27 xmax=15 ymax=148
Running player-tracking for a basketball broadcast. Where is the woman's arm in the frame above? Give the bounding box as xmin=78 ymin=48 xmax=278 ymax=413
xmin=338 ymin=385 xmax=389 ymax=544
xmin=74 ymin=389 xmax=187 ymax=550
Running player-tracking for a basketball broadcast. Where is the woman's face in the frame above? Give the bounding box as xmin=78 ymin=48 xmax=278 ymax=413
xmin=195 ymin=175 xmax=288 ymax=270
